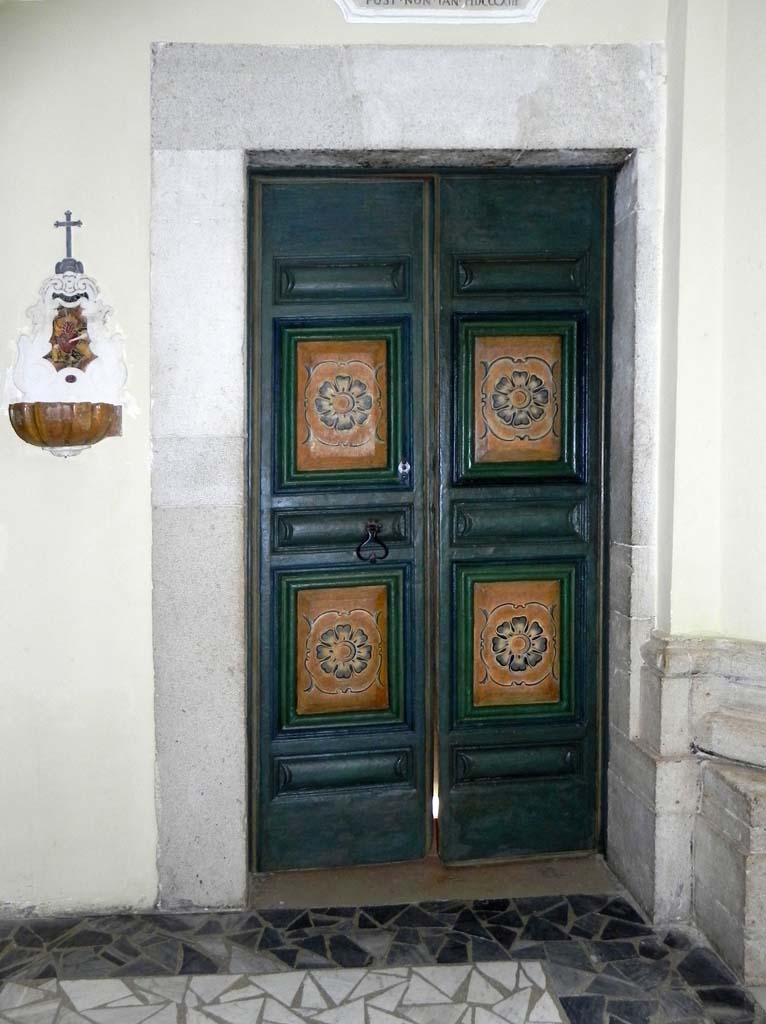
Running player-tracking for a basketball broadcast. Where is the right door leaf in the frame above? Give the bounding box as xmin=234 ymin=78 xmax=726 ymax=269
xmin=438 ymin=173 xmax=608 ymax=862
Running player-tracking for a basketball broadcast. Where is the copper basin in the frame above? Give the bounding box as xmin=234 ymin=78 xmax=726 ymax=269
xmin=9 ymin=402 xmax=121 ymax=449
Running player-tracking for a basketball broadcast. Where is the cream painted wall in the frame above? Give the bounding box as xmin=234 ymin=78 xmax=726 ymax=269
xmin=666 ymin=0 xmax=766 ymax=641
xmin=666 ymin=0 xmax=727 ymax=635
xmin=720 ymin=0 xmax=766 ymax=641
xmin=0 ymin=0 xmax=666 ymax=912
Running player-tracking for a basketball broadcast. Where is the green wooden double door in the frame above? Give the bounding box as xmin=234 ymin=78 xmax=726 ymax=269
xmin=251 ymin=171 xmax=609 ymax=872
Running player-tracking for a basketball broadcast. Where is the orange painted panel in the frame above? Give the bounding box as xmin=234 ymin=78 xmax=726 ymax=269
xmin=473 ymin=578 xmax=560 ymax=706
xmin=296 ymin=584 xmax=390 ymax=716
xmin=474 ymin=334 xmax=561 ymax=463
xmin=296 ymin=339 xmax=388 ymax=472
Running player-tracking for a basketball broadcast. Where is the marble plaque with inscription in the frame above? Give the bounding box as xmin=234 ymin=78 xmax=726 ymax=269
xmin=332 ymin=0 xmax=547 ymax=22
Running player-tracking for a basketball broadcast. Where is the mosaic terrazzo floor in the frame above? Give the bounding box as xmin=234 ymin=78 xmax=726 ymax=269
xmin=0 ymin=963 xmax=564 ymax=1024
xmin=0 ymin=896 xmax=762 ymax=1024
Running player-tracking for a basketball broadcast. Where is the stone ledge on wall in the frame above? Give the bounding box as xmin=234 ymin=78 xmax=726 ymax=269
xmin=641 ymin=631 xmax=766 ymax=761
xmin=699 ymin=710 xmax=766 ymax=770
xmin=642 ymin=632 xmax=766 ymax=683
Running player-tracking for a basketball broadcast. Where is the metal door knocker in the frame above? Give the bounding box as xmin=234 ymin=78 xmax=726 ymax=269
xmin=355 ymin=521 xmax=389 ymax=564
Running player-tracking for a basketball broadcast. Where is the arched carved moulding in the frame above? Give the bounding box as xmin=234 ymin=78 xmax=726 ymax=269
xmin=331 ymin=0 xmax=548 ymax=24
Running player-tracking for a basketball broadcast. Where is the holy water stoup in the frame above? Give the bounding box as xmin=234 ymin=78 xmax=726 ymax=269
xmin=5 ymin=211 xmax=128 ymax=456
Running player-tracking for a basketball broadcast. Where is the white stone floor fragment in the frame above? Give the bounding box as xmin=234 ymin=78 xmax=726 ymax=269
xmin=0 ymin=963 xmax=565 ymax=1024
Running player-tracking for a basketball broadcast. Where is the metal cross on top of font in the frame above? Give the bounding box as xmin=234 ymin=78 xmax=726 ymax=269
xmin=54 ymin=210 xmax=83 ymax=274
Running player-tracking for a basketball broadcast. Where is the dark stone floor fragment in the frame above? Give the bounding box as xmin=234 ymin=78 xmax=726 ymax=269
xmin=395 ymin=906 xmax=444 ymax=928
xmin=487 ymin=924 xmax=517 ymax=948
xmin=516 ymin=895 xmax=566 ymax=916
xmin=607 ymin=999 xmax=656 ymax=1024
xmin=453 ymin=908 xmax=493 ymax=939
xmin=436 ymin=937 xmax=469 ymax=964
xmin=179 ymin=945 xmax=219 ymax=974
xmin=638 ymin=936 xmax=670 ymax=961
xmin=560 ymin=994 xmax=607 ymax=1023
xmin=603 ymin=898 xmax=646 ymax=924
xmin=545 ymin=941 xmax=596 ymax=972
xmin=569 ymin=894 xmax=610 ymax=917
xmin=658 ymin=987 xmax=706 ymax=1018
xmin=609 ymin=956 xmax=670 ymax=990
xmin=474 ymin=898 xmax=510 ymax=915
xmin=364 ymin=904 xmax=404 ymax=925
xmin=664 ymin=928 xmax=694 ymax=951
xmin=678 ymin=946 xmax=739 ymax=987
xmin=697 ymin=986 xmax=757 ymax=1023
xmin=602 ymin=919 xmax=655 ymax=941
xmin=520 ymin=915 xmax=571 ymax=942
xmin=488 ymin=908 xmax=523 ymax=929
xmin=327 ymin=935 xmax=371 ymax=967
xmin=587 ymin=971 xmax=644 ymax=997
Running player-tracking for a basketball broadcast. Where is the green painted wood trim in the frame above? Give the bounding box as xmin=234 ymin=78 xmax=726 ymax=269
xmin=273 ymin=748 xmax=413 ymax=797
xmin=273 ymin=507 xmax=411 ymax=553
xmin=451 ymin=741 xmax=583 ymax=786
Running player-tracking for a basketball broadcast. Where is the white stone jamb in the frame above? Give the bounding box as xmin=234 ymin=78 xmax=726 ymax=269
xmin=151 ymin=149 xmax=248 ymax=909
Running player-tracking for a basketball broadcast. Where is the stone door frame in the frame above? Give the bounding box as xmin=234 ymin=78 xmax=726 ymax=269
xmin=151 ymin=43 xmax=667 ymax=913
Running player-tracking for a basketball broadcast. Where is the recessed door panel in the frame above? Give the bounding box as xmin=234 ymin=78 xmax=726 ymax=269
xmin=297 ymin=338 xmax=388 ymax=472
xmin=475 ymin=334 xmax=563 ymax=464
xmin=456 ymin=319 xmax=580 ymax=480
xmin=472 ymin=574 xmax=563 ymax=710
xmin=454 ymin=564 xmax=577 ymax=722
xmin=277 ymin=321 xmax=408 ymax=489
xmin=278 ymin=568 xmax=406 ymax=728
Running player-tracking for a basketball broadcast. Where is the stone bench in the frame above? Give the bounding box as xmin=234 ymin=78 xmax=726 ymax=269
xmin=694 ymin=760 xmax=766 ymax=984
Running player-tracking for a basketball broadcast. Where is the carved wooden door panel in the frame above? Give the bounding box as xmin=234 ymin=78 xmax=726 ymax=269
xmin=252 ymin=177 xmax=431 ymax=871
xmin=436 ymin=174 xmax=608 ymax=861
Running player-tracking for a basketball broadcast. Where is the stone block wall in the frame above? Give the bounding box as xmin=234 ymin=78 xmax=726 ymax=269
xmin=695 ymin=762 xmax=766 ymax=984
xmin=617 ymin=634 xmax=766 ymax=985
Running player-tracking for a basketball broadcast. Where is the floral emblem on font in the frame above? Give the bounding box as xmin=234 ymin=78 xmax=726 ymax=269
xmin=45 ymin=306 xmax=95 ymax=372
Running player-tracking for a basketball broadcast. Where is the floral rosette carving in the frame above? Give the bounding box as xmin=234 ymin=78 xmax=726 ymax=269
xmin=481 ymin=356 xmax=557 ymax=444
xmin=479 ymin=600 xmax=557 ymax=689
xmin=304 ymin=359 xmax=382 ymax=450
xmin=304 ymin=607 xmax=383 ymax=696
